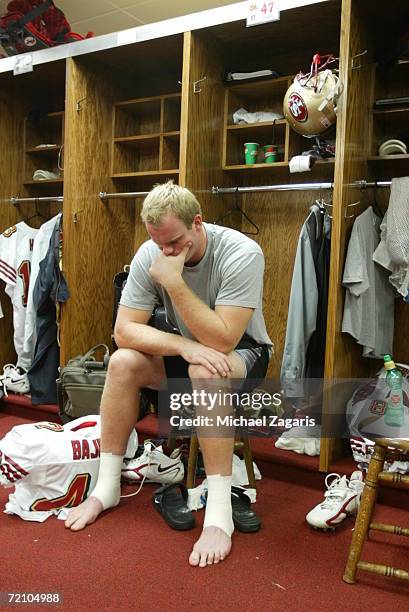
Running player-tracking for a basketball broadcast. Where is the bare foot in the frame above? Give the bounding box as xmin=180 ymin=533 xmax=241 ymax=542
xmin=64 ymin=496 xmax=104 ymax=531
xmin=189 ymin=526 xmax=232 ymax=567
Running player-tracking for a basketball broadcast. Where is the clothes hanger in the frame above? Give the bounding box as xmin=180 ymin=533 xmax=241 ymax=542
xmin=372 ymin=181 xmax=384 ymax=219
xmin=22 ymin=199 xmax=49 ymax=224
xmin=214 ymin=187 xmax=259 ymax=236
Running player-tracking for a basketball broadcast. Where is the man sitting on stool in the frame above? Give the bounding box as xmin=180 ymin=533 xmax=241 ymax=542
xmin=65 ymin=181 xmax=272 ymax=567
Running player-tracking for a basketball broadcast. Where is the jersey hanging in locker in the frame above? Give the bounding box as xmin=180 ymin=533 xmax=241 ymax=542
xmin=0 ymin=222 xmax=38 ymax=367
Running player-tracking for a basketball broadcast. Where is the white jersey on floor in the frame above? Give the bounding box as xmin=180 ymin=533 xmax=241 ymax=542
xmin=0 ymin=415 xmax=138 ymax=522
xmin=22 ymin=213 xmax=62 ymax=368
xmin=0 ymin=222 xmax=38 ymax=368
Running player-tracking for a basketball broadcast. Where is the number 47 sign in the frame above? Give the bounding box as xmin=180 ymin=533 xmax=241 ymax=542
xmin=246 ymin=1 xmax=280 ymax=27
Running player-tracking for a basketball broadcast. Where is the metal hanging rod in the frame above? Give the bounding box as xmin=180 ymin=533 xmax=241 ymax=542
xmin=212 ymin=182 xmax=333 ymax=194
xmin=212 ymin=180 xmax=392 ymax=195
xmin=99 ymin=191 xmax=149 ymax=200
xmin=354 ymin=180 xmax=391 ymax=189
xmin=10 ymin=196 xmax=64 ymax=205
xmin=98 ymin=180 xmax=393 ymax=201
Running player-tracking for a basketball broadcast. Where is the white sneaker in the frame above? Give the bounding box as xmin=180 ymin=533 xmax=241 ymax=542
xmin=121 ymin=440 xmax=184 ymax=485
xmin=0 ymin=364 xmax=30 ymax=395
xmin=349 ymin=469 xmax=365 ymax=505
xmin=306 ymin=471 xmax=364 ymax=530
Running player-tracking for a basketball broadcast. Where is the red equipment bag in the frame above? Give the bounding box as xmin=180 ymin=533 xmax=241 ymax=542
xmin=0 ymin=0 xmax=93 ymax=58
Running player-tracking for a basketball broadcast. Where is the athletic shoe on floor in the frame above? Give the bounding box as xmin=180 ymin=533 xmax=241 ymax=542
xmin=0 ymin=364 xmax=30 ymax=395
xmin=121 ymin=440 xmax=184 ymax=485
xmin=306 ymin=470 xmax=364 ymax=530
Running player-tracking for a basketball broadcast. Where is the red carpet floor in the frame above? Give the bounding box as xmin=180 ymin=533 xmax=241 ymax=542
xmin=1 ymin=412 xmax=409 ymax=611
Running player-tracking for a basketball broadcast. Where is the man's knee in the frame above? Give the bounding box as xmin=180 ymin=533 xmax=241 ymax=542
xmin=108 ymin=348 xmax=150 ymax=381
xmin=188 ymin=364 xmax=222 ymax=381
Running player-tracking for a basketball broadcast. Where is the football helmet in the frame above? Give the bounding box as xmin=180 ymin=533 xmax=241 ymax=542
xmin=283 ymin=54 xmax=342 ymax=137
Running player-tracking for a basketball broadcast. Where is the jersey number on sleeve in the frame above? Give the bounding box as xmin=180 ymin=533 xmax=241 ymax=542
xmin=30 ymin=473 xmax=91 ymax=512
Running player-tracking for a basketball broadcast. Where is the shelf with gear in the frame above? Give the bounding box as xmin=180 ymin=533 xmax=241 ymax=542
xmin=222 ymin=63 xmax=339 ymax=173
xmin=23 ymin=111 xmax=65 ymax=192
xmin=369 ymin=61 xmax=409 ymax=168
xmin=222 ymin=76 xmax=291 ymax=169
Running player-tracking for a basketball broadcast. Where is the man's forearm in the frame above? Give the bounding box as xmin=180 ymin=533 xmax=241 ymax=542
xmin=165 ymin=278 xmax=232 ymax=352
xmin=115 ymin=322 xmax=187 ymax=356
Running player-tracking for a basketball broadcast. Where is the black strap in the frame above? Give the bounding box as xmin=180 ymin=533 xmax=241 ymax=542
xmin=11 ymin=0 xmax=53 ymax=29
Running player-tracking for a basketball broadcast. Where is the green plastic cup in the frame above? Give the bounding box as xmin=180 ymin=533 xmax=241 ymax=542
xmin=244 ymin=142 xmax=259 ymax=165
xmin=263 ymin=144 xmax=278 ymax=163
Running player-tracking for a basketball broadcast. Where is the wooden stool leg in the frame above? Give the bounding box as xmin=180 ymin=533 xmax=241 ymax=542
xmin=186 ymin=435 xmax=199 ymax=489
xmin=343 ymin=443 xmax=387 ymax=584
xmin=241 ymin=436 xmax=257 ymax=489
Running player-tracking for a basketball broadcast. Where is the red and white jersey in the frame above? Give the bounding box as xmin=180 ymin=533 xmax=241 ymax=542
xmin=0 ymin=415 xmax=138 ymax=522
xmin=350 ymin=435 xmax=409 ymax=474
xmin=0 ymin=222 xmax=38 ymax=367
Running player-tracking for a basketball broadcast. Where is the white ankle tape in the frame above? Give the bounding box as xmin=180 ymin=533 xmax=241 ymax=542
xmin=203 ymin=474 xmax=234 ymax=537
xmin=91 ymin=452 xmax=124 ymax=510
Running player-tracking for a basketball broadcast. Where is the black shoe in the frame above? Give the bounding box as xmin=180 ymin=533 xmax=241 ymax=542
xmin=231 ymin=486 xmax=261 ymax=533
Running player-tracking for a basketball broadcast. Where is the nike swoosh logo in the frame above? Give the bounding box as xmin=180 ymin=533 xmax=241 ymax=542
xmin=157 ymin=462 xmax=182 ymax=473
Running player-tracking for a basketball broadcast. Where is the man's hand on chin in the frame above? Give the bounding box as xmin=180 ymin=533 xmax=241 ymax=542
xmin=149 ymin=243 xmax=191 ymax=286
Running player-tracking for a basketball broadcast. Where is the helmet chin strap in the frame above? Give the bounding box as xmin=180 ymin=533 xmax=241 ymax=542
xmin=301 ymin=53 xmax=338 ymax=89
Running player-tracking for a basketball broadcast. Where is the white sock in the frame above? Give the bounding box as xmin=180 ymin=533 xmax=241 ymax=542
xmin=203 ymin=474 xmax=234 ymax=537
xmin=91 ymin=452 xmax=124 ymax=510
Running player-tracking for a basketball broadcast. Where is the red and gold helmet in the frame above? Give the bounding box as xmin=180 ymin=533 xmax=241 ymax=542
xmin=283 ymin=54 xmax=342 ymax=137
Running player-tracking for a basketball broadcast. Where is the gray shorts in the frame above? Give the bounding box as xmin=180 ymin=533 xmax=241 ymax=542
xmin=163 ymin=334 xmax=269 ymax=389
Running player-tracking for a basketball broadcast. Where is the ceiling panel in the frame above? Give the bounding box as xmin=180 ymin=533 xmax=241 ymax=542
xmin=124 ymin=0 xmax=238 ymax=24
xmin=107 ymin=0 xmax=159 ymax=7
xmin=0 ymin=0 xmax=240 ymax=36
xmin=55 ymin=0 xmax=115 ymax=23
xmin=69 ymin=11 xmax=143 ymax=36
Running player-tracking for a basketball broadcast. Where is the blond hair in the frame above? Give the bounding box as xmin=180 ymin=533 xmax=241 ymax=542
xmin=140 ymin=181 xmax=201 ymax=228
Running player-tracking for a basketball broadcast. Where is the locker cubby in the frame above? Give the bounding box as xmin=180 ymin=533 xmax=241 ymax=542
xmin=225 ymin=76 xmax=291 ymax=126
xmin=112 ymin=93 xmax=181 ymax=177
xmin=113 ymin=98 xmax=161 ymax=137
xmin=223 ymin=77 xmax=291 ymax=169
xmin=162 ymin=94 xmax=181 ymax=132
xmin=161 ymin=133 xmax=180 ymax=170
xmin=224 ymin=121 xmax=287 ymax=167
xmin=112 ymin=136 xmax=160 ymax=175
xmin=23 ymin=111 xmax=64 ymax=183
xmin=369 ymin=62 xmax=409 ymax=168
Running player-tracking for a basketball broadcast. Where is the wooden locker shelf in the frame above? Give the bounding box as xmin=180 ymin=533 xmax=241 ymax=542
xmin=373 ymin=107 xmax=409 ymax=116
xmin=23 ymin=179 xmax=63 ymax=185
xmin=222 ymin=162 xmax=289 ymax=170
xmin=111 ymin=170 xmax=179 ymax=178
xmin=112 ymin=93 xmax=181 ymax=176
xmin=23 ymin=111 xmax=64 ymax=184
xmin=368 ymin=154 xmax=409 ymax=160
xmin=25 ymin=145 xmax=62 ymax=154
xmin=226 ymin=119 xmax=287 ymax=131
xmin=371 ymin=66 xmax=409 ymax=157
xmin=223 ymin=76 xmax=292 ymax=167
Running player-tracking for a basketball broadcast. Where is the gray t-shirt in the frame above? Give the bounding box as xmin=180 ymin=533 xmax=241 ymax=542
xmin=120 ymin=222 xmax=272 ymax=350
xmin=341 ymin=206 xmax=395 ymax=358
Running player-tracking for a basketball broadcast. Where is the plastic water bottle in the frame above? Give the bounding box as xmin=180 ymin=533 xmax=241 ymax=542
xmin=383 ymin=354 xmax=404 ymax=427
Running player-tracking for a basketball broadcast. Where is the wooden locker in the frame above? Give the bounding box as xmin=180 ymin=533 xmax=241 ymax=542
xmin=0 ymin=61 xmax=66 ymax=370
